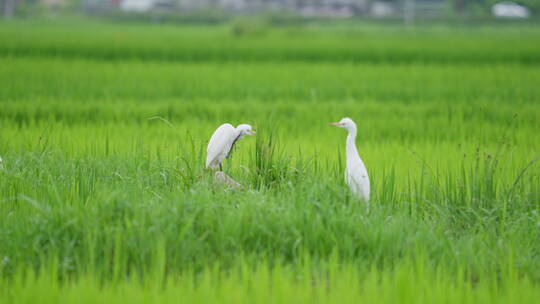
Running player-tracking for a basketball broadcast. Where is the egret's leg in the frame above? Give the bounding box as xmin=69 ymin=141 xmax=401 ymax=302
xmin=219 ymin=163 xmax=223 ymax=171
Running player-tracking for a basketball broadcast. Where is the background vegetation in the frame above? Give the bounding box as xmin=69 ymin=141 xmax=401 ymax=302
xmin=0 ymin=20 xmax=539 ymax=302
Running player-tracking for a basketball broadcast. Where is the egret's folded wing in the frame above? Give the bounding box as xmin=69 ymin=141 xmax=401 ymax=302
xmin=349 ymin=160 xmax=370 ymax=202
xmin=206 ymin=123 xmax=236 ymax=168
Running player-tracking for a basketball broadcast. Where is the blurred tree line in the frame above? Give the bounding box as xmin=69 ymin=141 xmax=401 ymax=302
xmin=2 ymin=0 xmax=539 ymax=19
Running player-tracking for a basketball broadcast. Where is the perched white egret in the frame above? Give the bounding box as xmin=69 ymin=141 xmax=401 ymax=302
xmin=331 ymin=117 xmax=370 ymax=202
xmin=206 ymin=123 xmax=256 ymax=170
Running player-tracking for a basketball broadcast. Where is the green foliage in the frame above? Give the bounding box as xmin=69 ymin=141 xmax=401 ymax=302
xmin=0 ymin=20 xmax=539 ymax=301
xmin=2 ymin=254 xmax=539 ymax=304
xmin=1 ymin=21 xmax=540 ymax=64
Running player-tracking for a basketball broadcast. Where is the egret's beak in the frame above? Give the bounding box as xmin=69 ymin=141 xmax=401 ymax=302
xmin=250 ymin=130 xmax=256 ymax=135
xmin=330 ymin=122 xmax=340 ymax=127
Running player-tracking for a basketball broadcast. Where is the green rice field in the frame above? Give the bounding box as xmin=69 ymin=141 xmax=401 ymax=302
xmin=0 ymin=19 xmax=539 ymax=303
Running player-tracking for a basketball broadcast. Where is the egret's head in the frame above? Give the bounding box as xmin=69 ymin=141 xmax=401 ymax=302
xmin=236 ymin=124 xmax=256 ymax=137
xmin=330 ymin=117 xmax=356 ymax=131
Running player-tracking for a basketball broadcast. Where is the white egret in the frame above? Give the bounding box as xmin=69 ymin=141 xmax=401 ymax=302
xmin=331 ymin=117 xmax=370 ymax=202
xmin=206 ymin=123 xmax=256 ymax=170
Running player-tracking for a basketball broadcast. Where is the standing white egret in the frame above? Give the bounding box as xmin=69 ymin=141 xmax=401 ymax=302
xmin=330 ymin=117 xmax=370 ymax=202
xmin=206 ymin=123 xmax=256 ymax=170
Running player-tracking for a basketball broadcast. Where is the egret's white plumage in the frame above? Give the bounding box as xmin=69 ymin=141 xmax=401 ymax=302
xmin=206 ymin=123 xmax=255 ymax=170
xmin=331 ymin=117 xmax=370 ymax=202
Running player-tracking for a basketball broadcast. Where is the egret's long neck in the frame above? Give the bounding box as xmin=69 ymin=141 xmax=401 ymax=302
xmin=231 ymin=129 xmax=243 ymax=145
xmin=346 ymin=127 xmax=360 ymax=162
xmin=234 ymin=128 xmax=243 ymax=139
